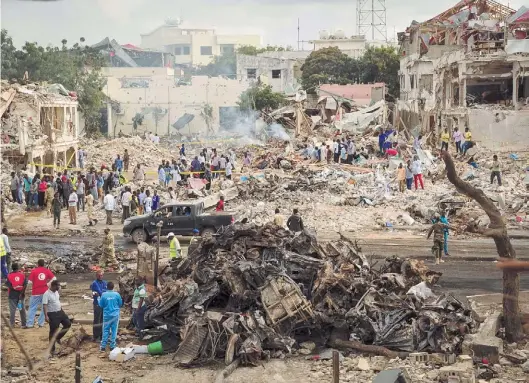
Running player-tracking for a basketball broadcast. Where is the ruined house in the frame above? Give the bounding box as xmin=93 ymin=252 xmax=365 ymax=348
xmin=1 ymin=82 xmax=80 ymax=173
xmin=397 ymin=0 xmax=529 ymax=150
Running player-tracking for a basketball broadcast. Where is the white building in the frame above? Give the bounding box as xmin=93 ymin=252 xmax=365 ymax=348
xmin=140 ymin=20 xmax=261 ymax=66
xmin=309 ymin=30 xmax=367 ymax=59
xmin=101 ymin=67 xmax=250 ymax=136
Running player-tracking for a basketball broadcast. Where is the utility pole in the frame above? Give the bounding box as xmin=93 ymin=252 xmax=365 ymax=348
xmin=297 ymin=18 xmax=300 ymax=51
xmin=154 ymin=220 xmax=163 ymax=288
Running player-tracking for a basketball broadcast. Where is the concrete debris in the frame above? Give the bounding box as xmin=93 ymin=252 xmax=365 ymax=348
xmin=119 ymin=222 xmax=478 ymax=367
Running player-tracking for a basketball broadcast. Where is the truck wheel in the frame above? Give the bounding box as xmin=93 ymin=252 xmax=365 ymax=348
xmin=201 ymin=228 xmax=215 ymax=237
xmin=131 ymin=228 xmax=147 ymax=244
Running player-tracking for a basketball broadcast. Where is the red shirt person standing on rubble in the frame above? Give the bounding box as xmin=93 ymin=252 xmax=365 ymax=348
xmin=215 ymin=196 xmax=225 ymax=212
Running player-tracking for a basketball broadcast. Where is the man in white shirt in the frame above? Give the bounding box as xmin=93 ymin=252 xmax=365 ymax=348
xmin=68 ymin=190 xmax=78 ymax=225
xmin=412 ymin=155 xmax=424 ymax=190
xmin=144 ymin=190 xmax=153 ymax=213
xmin=198 ymin=153 xmax=206 ymax=165
xmin=225 ymin=160 xmax=233 ymax=180
xmin=333 ymin=140 xmax=339 ymax=163
xmin=104 ymin=191 xmax=115 ymax=225
xmin=153 ymin=135 xmax=160 ymax=144
xmin=43 ymin=280 xmax=71 ymax=354
xmin=121 ymin=187 xmax=132 ymax=223
xmin=171 ymin=167 xmax=181 ymax=186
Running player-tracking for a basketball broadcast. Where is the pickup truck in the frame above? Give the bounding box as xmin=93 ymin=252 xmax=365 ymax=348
xmin=123 ymin=201 xmax=234 ymax=243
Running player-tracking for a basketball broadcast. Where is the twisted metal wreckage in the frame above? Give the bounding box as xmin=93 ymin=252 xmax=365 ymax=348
xmin=119 ymin=223 xmax=479 ymax=366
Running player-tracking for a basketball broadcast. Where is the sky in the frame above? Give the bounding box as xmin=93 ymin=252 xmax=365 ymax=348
xmin=2 ymin=0 xmax=527 ymax=49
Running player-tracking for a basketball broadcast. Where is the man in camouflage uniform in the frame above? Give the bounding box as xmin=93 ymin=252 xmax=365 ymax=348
xmin=101 ymin=228 xmax=118 ymax=268
xmin=427 ymin=213 xmax=450 ymax=265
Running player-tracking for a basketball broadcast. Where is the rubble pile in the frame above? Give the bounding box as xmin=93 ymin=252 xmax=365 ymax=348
xmin=122 ymin=223 xmax=479 ymax=366
xmin=81 ymin=136 xmax=176 ymax=170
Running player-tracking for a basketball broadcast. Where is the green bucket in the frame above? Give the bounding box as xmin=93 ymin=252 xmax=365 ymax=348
xmin=147 ymin=341 xmax=164 ymax=355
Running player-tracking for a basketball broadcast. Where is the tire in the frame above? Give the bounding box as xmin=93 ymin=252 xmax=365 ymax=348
xmin=200 ymin=228 xmax=215 ymax=237
xmin=131 ymin=228 xmax=148 ymax=244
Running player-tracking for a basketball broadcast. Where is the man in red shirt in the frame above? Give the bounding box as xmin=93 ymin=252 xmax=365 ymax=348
xmin=215 ymin=196 xmax=225 ymax=212
xmin=5 ymin=262 xmax=27 ymax=328
xmin=27 ymin=259 xmax=55 ymax=328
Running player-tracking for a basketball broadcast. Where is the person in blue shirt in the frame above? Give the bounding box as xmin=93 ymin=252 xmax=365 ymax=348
xmin=99 ymin=281 xmax=123 ymax=352
xmin=180 ymin=144 xmax=185 ymax=157
xmin=439 ymin=212 xmax=450 ymax=257
xmin=152 ymin=190 xmax=160 ymax=211
xmin=90 ymin=271 xmax=107 ymax=341
xmin=114 ymin=155 xmax=123 ymax=172
xmin=378 ymin=129 xmax=387 ymax=154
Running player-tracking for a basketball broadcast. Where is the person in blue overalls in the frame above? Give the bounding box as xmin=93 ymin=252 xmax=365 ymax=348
xmin=99 ymin=281 xmax=123 ymax=352
xmin=432 ymin=212 xmax=450 ymax=257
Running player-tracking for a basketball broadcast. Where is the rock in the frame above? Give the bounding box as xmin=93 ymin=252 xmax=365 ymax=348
xmin=357 ymin=357 xmax=370 ymax=371
xmin=462 ymin=311 xmax=502 ymax=364
xmin=299 ymin=348 xmax=312 ymax=355
xmin=522 ymin=360 xmax=529 ymax=373
xmin=499 ymin=357 xmax=512 ymax=366
xmin=426 ymin=370 xmax=439 ymax=380
xmin=317 ymin=348 xmax=344 ymax=362
xmin=300 ymin=341 xmax=316 ymax=352
xmin=279 ymin=160 xmax=292 ymax=170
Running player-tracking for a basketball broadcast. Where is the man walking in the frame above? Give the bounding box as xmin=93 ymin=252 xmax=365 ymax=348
xmin=90 ymin=271 xmax=107 ymax=341
xmin=101 ymin=228 xmax=118 ymax=268
xmin=123 ymin=149 xmax=130 ymax=172
xmin=491 ymin=155 xmax=502 ymax=186
xmin=43 ymin=280 xmax=71 ymax=355
xmin=6 ymin=263 xmax=27 ymax=328
xmin=52 ymin=192 xmax=62 ymax=229
xmin=273 ymin=208 xmax=284 ymax=227
xmin=68 ymin=188 xmax=78 ymax=225
xmin=287 ymin=209 xmax=304 ymax=233
xmin=104 ymin=191 xmax=115 ymax=225
xmin=427 ymin=214 xmax=449 ymax=265
xmin=412 ymin=155 xmax=424 ymax=190
xmin=10 ymin=172 xmax=21 ymax=204
xmin=99 ymin=281 xmax=123 ymax=352
xmin=453 ymin=127 xmax=462 ymax=153
xmin=76 ymin=178 xmax=86 ymax=212
xmin=440 ymin=212 xmax=450 ymax=257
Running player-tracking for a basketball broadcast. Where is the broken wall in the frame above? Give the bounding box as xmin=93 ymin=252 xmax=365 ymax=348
xmin=469 ymin=109 xmax=529 ymax=151
xmin=102 ymin=67 xmax=251 ymax=136
xmin=236 ymin=54 xmax=299 ymax=94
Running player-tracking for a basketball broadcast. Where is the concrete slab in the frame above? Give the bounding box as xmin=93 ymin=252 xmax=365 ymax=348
xmin=462 ymin=311 xmax=502 ymax=364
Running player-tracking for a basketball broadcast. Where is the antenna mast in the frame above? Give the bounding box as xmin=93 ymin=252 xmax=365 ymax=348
xmin=356 ymin=0 xmax=387 ymax=41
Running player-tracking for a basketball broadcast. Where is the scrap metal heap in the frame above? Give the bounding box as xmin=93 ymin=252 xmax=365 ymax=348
xmin=122 ymin=223 xmax=479 ymax=366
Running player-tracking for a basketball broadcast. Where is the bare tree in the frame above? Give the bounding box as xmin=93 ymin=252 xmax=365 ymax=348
xmin=441 ymin=151 xmax=522 ymax=341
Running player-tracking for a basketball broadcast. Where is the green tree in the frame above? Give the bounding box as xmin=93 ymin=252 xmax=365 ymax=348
xmin=359 ymin=46 xmax=400 ymax=98
xmin=238 ymin=84 xmax=286 ymax=111
xmin=301 ymin=47 xmax=356 ymax=93
xmin=1 ymin=29 xmax=107 ymax=134
xmin=236 ymin=44 xmax=293 ymax=56
xmin=196 ymin=52 xmax=236 ymax=78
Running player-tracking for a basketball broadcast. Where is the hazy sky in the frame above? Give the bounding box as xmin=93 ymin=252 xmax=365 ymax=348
xmin=2 ymin=0 xmax=526 ymax=48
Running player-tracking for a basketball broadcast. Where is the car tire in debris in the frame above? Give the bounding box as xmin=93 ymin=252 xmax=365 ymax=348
xmin=132 ymin=228 xmax=148 ymax=244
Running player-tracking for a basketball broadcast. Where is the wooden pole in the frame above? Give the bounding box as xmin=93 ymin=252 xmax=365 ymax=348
xmin=332 ymin=350 xmax=340 ymax=383
xmin=75 ymin=351 xmax=81 ymax=383
xmin=154 ymin=221 xmax=163 ymax=287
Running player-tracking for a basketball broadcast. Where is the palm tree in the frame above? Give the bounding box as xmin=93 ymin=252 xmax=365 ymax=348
xmin=80 ymin=37 xmax=85 ymax=43
xmin=61 ymin=39 xmax=67 ymax=48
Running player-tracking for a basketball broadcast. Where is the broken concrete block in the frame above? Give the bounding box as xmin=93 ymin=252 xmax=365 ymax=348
xmin=462 ymin=311 xmax=502 ymax=364
xmin=372 ymin=368 xmax=411 ymax=383
xmin=299 ymin=341 xmax=316 ymax=352
xmin=430 ymin=353 xmax=456 ymax=365
xmin=439 ymin=362 xmax=476 ymax=383
xmin=408 ymin=352 xmax=429 ymax=363
xmin=357 ymin=357 xmax=370 ymax=371
xmin=521 ymin=360 xmax=529 ymax=373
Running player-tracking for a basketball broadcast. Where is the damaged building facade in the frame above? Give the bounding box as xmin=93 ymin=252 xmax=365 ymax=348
xmin=102 ymin=67 xmax=250 ymax=135
xmin=398 ymin=0 xmax=529 ymax=150
xmin=1 ymin=83 xmax=80 ymax=173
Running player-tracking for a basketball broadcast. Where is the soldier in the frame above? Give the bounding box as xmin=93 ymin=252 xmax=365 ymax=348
xmin=427 ymin=213 xmax=450 ymax=265
xmin=44 ymin=184 xmax=54 ymax=218
xmin=101 ymin=228 xmax=118 ymax=268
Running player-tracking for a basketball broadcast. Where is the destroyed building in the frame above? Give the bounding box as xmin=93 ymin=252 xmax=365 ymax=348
xmin=1 ymin=82 xmax=80 ymax=173
xmin=92 ymin=37 xmax=175 ymax=68
xmin=397 ymin=0 xmax=529 ymax=150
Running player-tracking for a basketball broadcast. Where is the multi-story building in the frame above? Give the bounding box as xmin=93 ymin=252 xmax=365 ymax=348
xmin=397 ymin=0 xmax=529 ymax=151
xmin=100 ymin=67 xmax=250 ymax=135
xmin=140 ymin=20 xmax=261 ymax=66
xmin=1 ymin=84 xmax=80 ymax=173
